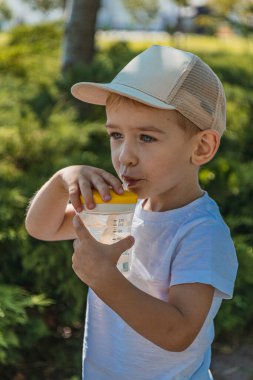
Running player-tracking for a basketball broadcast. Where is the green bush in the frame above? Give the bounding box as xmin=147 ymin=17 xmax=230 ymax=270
xmin=9 ymin=22 xmax=62 ymax=51
xmin=0 ymin=285 xmax=53 ymax=364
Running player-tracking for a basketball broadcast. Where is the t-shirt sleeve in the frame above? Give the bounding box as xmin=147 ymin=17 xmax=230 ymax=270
xmin=170 ymin=220 xmax=238 ymax=299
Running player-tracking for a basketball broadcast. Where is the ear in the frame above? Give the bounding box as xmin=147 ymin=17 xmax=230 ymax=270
xmin=191 ymin=130 xmax=220 ymax=166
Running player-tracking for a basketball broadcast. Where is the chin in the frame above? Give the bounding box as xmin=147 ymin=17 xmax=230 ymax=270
xmin=130 ymin=188 xmax=148 ymax=199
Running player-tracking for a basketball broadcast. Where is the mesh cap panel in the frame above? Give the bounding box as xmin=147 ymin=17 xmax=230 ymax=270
xmin=168 ymin=57 xmax=226 ymax=134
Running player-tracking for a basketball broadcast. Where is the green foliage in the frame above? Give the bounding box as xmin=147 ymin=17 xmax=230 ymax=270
xmin=208 ymin=0 xmax=239 ymax=15
xmin=0 ymin=23 xmax=62 ymax=79
xmin=0 ymin=285 xmax=53 ymax=364
xmin=23 ymin=0 xmax=66 ymax=13
xmin=9 ymin=22 xmax=62 ymax=47
xmin=0 ymin=0 xmax=12 ymax=24
xmin=122 ymin=0 xmax=159 ymax=27
xmin=0 ymin=21 xmax=253 ymax=376
xmin=207 ymin=0 xmax=253 ymax=36
xmin=194 ymin=15 xmax=218 ymax=36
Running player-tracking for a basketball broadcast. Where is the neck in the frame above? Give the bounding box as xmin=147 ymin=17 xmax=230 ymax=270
xmin=143 ymin=186 xmax=204 ymax=212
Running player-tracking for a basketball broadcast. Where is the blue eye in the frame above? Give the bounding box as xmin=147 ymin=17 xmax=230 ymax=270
xmin=109 ymin=132 xmax=123 ymax=140
xmin=140 ymin=134 xmax=156 ymax=143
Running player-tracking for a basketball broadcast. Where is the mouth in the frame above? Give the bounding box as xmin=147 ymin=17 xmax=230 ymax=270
xmin=122 ymin=176 xmax=143 ymax=189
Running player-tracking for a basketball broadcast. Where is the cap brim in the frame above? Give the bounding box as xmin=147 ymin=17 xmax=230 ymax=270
xmin=71 ymin=82 xmax=175 ymax=110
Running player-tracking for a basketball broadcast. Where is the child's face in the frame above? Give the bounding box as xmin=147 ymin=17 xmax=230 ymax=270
xmin=106 ymin=99 xmax=200 ymax=210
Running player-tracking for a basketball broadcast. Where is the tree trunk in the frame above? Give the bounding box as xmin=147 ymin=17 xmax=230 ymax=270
xmin=62 ymin=0 xmax=101 ymax=72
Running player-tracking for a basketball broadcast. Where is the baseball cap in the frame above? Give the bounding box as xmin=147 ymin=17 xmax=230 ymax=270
xmin=71 ymin=45 xmax=226 ymax=135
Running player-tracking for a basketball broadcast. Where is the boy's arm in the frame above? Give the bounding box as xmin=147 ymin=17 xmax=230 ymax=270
xmin=25 ymin=165 xmax=124 ymax=241
xmin=99 ymin=274 xmax=213 ymax=352
xmin=25 ymin=172 xmax=74 ymax=241
xmin=72 ymin=215 xmax=214 ymax=352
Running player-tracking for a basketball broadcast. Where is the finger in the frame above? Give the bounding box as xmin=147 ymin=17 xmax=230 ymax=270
xmin=91 ymin=174 xmax=113 ymax=201
xmin=78 ymin=178 xmax=95 ymax=209
xmin=101 ymin=172 xmax=124 ymax=194
xmin=69 ymin=183 xmax=83 ymax=213
xmin=72 ymin=214 xmax=94 ymax=241
xmin=110 ymin=236 xmax=135 ymax=263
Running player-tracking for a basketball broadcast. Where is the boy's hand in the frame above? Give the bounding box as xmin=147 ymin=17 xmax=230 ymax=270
xmin=25 ymin=165 xmax=124 ymax=242
xmin=59 ymin=165 xmax=124 ymax=212
xmin=72 ymin=215 xmax=135 ymax=287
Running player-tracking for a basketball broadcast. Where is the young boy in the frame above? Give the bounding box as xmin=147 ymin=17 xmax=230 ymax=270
xmin=25 ymin=45 xmax=238 ymax=379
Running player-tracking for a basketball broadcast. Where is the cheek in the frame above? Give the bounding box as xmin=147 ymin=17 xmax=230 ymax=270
xmin=110 ymin=149 xmax=120 ymax=172
xmin=149 ymin=151 xmax=188 ymax=180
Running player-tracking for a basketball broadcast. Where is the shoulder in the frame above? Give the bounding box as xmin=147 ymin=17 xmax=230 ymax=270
xmin=176 ymin=193 xmax=231 ymax=239
xmin=170 ymin=194 xmax=238 ymax=299
xmin=175 ymin=193 xmax=236 ymax=266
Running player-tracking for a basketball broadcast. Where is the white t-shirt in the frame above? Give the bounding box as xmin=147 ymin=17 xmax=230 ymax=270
xmin=82 ymin=192 xmax=238 ymax=380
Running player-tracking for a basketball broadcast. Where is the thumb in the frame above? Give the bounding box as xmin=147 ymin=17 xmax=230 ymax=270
xmin=109 ymin=235 xmax=135 ymax=263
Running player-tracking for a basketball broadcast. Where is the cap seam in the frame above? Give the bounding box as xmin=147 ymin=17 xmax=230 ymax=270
xmin=167 ymin=55 xmax=197 ymax=103
xmin=110 ymin=81 xmax=170 ymax=105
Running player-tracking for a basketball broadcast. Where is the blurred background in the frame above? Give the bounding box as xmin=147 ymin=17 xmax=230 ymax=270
xmin=0 ymin=0 xmax=253 ymax=379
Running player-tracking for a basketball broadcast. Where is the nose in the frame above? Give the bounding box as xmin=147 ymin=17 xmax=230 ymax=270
xmin=118 ymin=140 xmax=138 ymax=167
